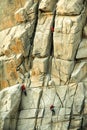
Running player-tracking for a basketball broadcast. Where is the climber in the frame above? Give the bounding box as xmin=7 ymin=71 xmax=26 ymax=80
xmin=50 ymin=105 xmax=55 ymax=115
xmin=50 ymin=26 xmax=54 ymax=32
xmin=21 ymin=83 xmax=27 ymax=96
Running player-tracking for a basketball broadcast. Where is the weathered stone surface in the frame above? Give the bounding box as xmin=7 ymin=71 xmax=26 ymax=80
xmin=82 ymin=83 xmax=87 ymax=114
xmin=0 ymin=0 xmax=87 ymax=130
xmin=0 ymin=28 xmax=10 ymax=45
xmin=51 ymin=58 xmax=74 ymax=84
xmin=56 ymin=0 xmax=84 ymax=15
xmin=63 ymin=83 xmax=77 ymax=108
xmin=76 ymin=39 xmax=87 ymax=59
xmin=0 ymin=56 xmax=18 ymax=89
xmin=53 ymin=15 xmax=83 ymax=60
xmin=52 ymin=121 xmax=69 ymax=130
xmin=0 ymin=54 xmax=24 ymax=89
xmin=30 ymin=57 xmax=49 ymax=87
xmin=0 ymin=0 xmax=27 ymax=30
xmin=26 ymin=2 xmax=38 ymax=21
xmin=39 ymin=0 xmax=57 ymax=12
xmin=83 ymin=115 xmax=87 ymax=130
xmin=70 ymin=61 xmax=87 ymax=83
xmin=39 ymin=87 xmax=56 ymax=108
xmin=0 ymin=85 xmax=21 ymax=130
xmin=15 ymin=0 xmax=37 ymax=23
xmin=32 ymin=15 xmax=53 ymax=58
xmin=0 ymin=0 xmax=38 ymax=88
xmin=58 ymin=108 xmax=71 ymax=121
xmin=15 ymin=8 xmax=28 ymax=23
xmin=32 ymin=57 xmax=48 ymax=76
xmin=83 ymin=24 xmax=87 ymax=37
xmin=0 ymin=23 xmax=33 ymax=57
xmin=39 ymin=124 xmax=52 ymax=130
xmin=1 ymin=119 xmax=17 ymax=130
xmin=20 ymin=88 xmax=42 ymax=109
xmin=70 ymin=116 xmax=82 ymax=129
xmin=39 ymin=84 xmax=76 ymax=118
xmin=24 ymin=0 xmax=33 ymax=14
xmin=17 ymin=119 xmax=35 ymax=130
xmin=55 ymin=85 xmax=68 ymax=107
xmin=30 ymin=76 xmax=43 ymax=88
xmin=19 ymin=109 xmax=37 ymax=119
xmin=54 ymin=15 xmax=84 ymax=34
xmin=23 ymin=72 xmax=31 ymax=88
xmin=16 ymin=87 xmax=42 ymax=130
xmin=73 ymin=83 xmax=85 ymax=114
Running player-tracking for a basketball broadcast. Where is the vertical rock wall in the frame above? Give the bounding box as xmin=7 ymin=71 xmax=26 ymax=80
xmin=0 ymin=0 xmax=87 ymax=130
xmin=0 ymin=0 xmax=38 ymax=89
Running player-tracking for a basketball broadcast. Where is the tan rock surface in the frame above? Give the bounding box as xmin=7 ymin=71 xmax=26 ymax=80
xmin=32 ymin=15 xmax=54 ymax=58
xmin=0 ymin=0 xmax=87 ymax=130
xmin=0 ymin=0 xmax=27 ymax=30
xmin=0 ymin=84 xmax=21 ymax=130
xmin=39 ymin=0 xmax=57 ymax=12
xmin=76 ymin=39 xmax=87 ymax=59
xmin=51 ymin=58 xmax=74 ymax=84
xmin=53 ymin=14 xmax=84 ymax=60
xmin=56 ymin=0 xmax=84 ymax=15
xmin=70 ymin=61 xmax=87 ymax=83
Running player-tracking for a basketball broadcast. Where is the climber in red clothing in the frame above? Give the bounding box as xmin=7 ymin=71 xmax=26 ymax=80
xmin=50 ymin=105 xmax=55 ymax=115
xmin=50 ymin=27 xmax=54 ymax=32
xmin=21 ymin=84 xmax=27 ymax=96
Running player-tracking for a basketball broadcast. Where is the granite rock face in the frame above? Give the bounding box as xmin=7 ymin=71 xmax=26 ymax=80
xmin=0 ymin=84 xmax=21 ymax=130
xmin=0 ymin=0 xmax=87 ymax=130
xmin=0 ymin=0 xmax=27 ymax=30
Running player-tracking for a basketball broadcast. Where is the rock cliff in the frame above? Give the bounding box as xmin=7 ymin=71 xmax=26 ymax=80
xmin=0 ymin=0 xmax=87 ymax=130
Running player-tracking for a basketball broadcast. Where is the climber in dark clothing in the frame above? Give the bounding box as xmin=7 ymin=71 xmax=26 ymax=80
xmin=50 ymin=105 xmax=55 ymax=115
xmin=21 ymin=84 xmax=27 ymax=96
